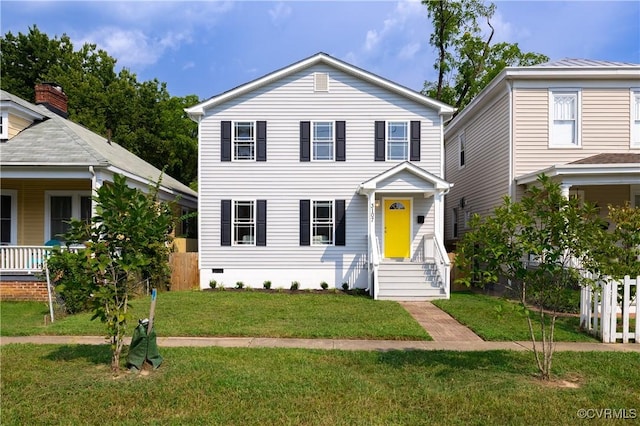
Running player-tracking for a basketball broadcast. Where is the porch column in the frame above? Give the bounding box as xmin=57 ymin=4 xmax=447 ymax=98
xmin=434 ymin=191 xmax=443 ymax=241
xmin=560 ymin=183 xmax=572 ymax=199
xmin=367 ymin=191 xmax=376 ymax=290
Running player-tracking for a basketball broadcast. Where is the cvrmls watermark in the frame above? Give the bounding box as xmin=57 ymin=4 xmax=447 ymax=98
xmin=577 ymin=408 xmax=636 ymax=420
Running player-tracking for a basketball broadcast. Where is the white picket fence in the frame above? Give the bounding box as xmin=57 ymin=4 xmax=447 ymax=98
xmin=580 ymin=275 xmax=639 ymax=343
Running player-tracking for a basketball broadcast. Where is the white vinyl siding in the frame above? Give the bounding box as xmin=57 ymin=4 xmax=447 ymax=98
xmin=632 ymin=90 xmax=640 ymax=148
xmin=458 ymin=132 xmax=466 ymax=168
xmin=549 ymin=90 xmax=580 ymax=148
xmin=198 ymin=63 xmax=444 ymax=284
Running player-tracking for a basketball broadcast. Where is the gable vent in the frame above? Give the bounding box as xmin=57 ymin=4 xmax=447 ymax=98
xmin=314 ymin=72 xmax=329 ymax=92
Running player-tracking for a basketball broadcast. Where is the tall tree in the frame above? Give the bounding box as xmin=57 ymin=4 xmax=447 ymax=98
xmin=422 ymin=0 xmax=548 ymax=113
xmin=1 ymin=26 xmax=198 ymax=186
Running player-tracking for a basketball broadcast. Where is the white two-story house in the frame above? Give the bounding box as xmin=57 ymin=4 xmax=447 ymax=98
xmin=187 ymin=53 xmax=455 ymax=300
xmin=444 ymin=59 xmax=640 ymax=249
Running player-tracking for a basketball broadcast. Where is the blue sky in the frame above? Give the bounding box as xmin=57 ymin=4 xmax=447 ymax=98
xmin=2 ymin=1 xmax=639 ymax=100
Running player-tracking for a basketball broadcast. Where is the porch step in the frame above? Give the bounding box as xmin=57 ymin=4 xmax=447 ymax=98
xmin=376 ymin=260 xmax=446 ymax=301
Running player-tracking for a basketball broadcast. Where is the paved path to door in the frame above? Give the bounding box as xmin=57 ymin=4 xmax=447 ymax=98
xmin=400 ymin=301 xmax=484 ymax=342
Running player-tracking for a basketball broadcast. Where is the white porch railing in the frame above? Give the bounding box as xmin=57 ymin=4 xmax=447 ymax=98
xmin=0 ymin=245 xmax=79 ymax=274
xmin=369 ymin=234 xmax=381 ymax=300
xmin=580 ymin=275 xmax=639 ymax=343
xmin=424 ymin=234 xmax=451 ymax=299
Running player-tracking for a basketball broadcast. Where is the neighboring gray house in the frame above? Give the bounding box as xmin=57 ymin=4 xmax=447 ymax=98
xmin=0 ymin=85 xmax=198 ymax=284
xmin=443 ymin=59 xmax=640 ymax=249
xmin=186 ymin=52 xmax=455 ymax=300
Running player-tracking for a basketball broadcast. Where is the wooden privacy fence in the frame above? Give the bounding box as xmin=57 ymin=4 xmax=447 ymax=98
xmin=580 ymin=275 xmax=639 ymax=343
xmin=169 ymin=253 xmax=199 ymax=291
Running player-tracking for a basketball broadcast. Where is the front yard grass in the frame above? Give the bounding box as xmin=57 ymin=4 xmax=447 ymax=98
xmin=433 ymin=291 xmax=598 ymax=342
xmin=2 ymin=344 xmax=638 ymax=425
xmin=0 ymin=291 xmax=430 ymax=340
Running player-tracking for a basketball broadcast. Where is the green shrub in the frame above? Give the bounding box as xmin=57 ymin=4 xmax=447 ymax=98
xmin=263 ymin=280 xmax=272 ymax=290
xmin=235 ymin=281 xmax=245 ymax=289
xmin=209 ymin=279 xmax=217 ymax=289
xmin=342 ymin=282 xmax=349 ymax=291
xmin=46 ymin=248 xmax=96 ymax=314
xmin=320 ymin=281 xmax=329 ymax=290
xmin=290 ymin=281 xmax=300 ymax=291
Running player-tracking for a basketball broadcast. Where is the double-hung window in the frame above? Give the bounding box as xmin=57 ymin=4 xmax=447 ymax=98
xmin=312 ymin=200 xmax=333 ymax=245
xmin=632 ymin=90 xmax=640 ymax=148
xmin=46 ymin=192 xmax=92 ymax=242
xmin=387 ymin=121 xmax=409 ymax=160
xmin=1 ymin=190 xmax=17 ymax=245
xmin=233 ymin=121 xmax=255 ymax=160
xmin=233 ymin=200 xmax=255 ymax=245
xmin=312 ymin=121 xmax=334 ymax=160
xmin=549 ymin=90 xmax=580 ymax=147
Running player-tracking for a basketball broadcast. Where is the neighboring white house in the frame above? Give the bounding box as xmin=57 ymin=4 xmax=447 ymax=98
xmin=443 ymin=59 xmax=640 ymax=249
xmin=186 ymin=52 xmax=455 ymax=300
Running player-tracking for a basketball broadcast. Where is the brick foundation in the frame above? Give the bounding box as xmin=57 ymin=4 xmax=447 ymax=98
xmin=0 ymin=280 xmax=49 ymax=301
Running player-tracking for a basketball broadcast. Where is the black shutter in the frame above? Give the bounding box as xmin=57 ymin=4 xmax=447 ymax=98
xmin=300 ymin=200 xmax=310 ymax=246
xmin=410 ymin=120 xmax=421 ymax=161
xmin=336 ymin=121 xmax=346 ymax=161
xmin=257 ymin=121 xmax=267 ymax=162
xmin=221 ymin=200 xmax=231 ymax=246
xmin=300 ymin=121 xmax=310 ymax=161
xmin=335 ymin=199 xmax=346 ymax=246
xmin=256 ymin=200 xmax=267 ymax=246
xmin=221 ymin=121 xmax=232 ymax=162
xmin=374 ymin=121 xmax=385 ymax=161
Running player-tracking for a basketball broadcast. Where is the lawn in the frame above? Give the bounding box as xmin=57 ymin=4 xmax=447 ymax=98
xmin=1 ymin=344 xmax=638 ymax=425
xmin=0 ymin=291 xmax=431 ymax=340
xmin=433 ymin=291 xmax=599 ymax=342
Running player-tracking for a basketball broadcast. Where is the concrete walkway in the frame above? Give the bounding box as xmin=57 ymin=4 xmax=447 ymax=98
xmin=1 ymin=301 xmax=638 ymax=352
xmin=2 ymin=335 xmax=639 ymax=352
xmin=400 ymin=301 xmax=484 ymax=342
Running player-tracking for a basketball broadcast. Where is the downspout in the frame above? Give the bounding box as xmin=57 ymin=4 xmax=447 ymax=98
xmin=507 ymin=80 xmax=515 ymax=200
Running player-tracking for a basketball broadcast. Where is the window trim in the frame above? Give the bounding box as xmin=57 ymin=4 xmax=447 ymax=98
xmin=548 ymin=89 xmax=581 ymax=148
xmin=452 ymin=207 xmax=459 ymax=239
xmin=232 ymin=120 xmax=256 ymax=162
xmin=386 ymin=120 xmax=409 ymax=161
xmin=631 ymin=89 xmax=640 ymax=148
xmin=311 ymin=199 xmax=334 ymax=246
xmin=0 ymin=111 xmax=8 ymax=140
xmin=1 ymin=189 xmax=17 ymax=245
xmin=44 ymin=191 xmax=92 ymax=242
xmin=458 ymin=132 xmax=466 ymax=169
xmin=311 ymin=120 xmax=335 ymax=161
xmin=232 ymin=199 xmax=256 ymax=246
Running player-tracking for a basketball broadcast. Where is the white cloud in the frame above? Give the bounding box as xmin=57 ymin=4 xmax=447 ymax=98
xmin=398 ymin=42 xmax=421 ymax=60
xmin=269 ymin=2 xmax=293 ymax=23
xmin=365 ymin=29 xmax=380 ymax=51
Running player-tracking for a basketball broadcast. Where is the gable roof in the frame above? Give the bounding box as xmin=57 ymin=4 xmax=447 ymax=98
xmin=0 ymin=89 xmax=197 ymax=200
xmin=186 ymin=52 xmax=455 ymax=119
xmin=445 ymin=58 xmax=640 ymax=136
xmin=358 ymin=161 xmax=451 ymax=194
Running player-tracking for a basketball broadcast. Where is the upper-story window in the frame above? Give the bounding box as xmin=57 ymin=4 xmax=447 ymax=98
xmin=233 ymin=121 xmax=255 ymax=161
xmin=312 ymin=121 xmax=334 ymax=161
xmin=459 ymin=133 xmax=466 ymax=168
xmin=632 ymin=90 xmax=640 ymax=148
xmin=387 ymin=121 xmax=409 ymax=160
xmin=549 ymin=90 xmax=581 ymax=148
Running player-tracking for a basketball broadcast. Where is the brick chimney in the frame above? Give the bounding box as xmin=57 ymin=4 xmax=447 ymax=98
xmin=35 ymin=83 xmax=68 ymax=118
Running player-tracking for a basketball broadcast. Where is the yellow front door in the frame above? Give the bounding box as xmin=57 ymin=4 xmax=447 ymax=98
xmin=384 ymin=199 xmax=411 ymax=258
